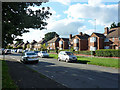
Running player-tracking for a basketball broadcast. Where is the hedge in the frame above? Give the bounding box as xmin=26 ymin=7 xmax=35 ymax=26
xmin=95 ymin=49 xmax=120 ymax=57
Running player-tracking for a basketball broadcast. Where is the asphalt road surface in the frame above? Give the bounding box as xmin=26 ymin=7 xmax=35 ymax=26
xmin=1 ymin=53 xmax=119 ymax=88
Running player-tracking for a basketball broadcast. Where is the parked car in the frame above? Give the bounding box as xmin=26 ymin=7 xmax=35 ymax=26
xmin=58 ymin=51 xmax=77 ymax=62
xmin=38 ymin=51 xmax=49 ymax=58
xmin=17 ymin=49 xmax=23 ymax=53
xmin=23 ymin=50 xmax=29 ymax=53
xmin=4 ymin=49 xmax=11 ymax=54
xmin=34 ymin=51 xmax=40 ymax=55
xmin=20 ymin=51 xmax=39 ymax=63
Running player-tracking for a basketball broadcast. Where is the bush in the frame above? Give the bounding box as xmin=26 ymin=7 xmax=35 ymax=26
xmin=95 ymin=49 xmax=119 ymax=57
xmin=73 ymin=51 xmax=91 ymax=55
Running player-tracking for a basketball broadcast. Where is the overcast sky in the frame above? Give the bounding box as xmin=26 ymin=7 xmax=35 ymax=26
xmin=18 ymin=0 xmax=119 ymax=43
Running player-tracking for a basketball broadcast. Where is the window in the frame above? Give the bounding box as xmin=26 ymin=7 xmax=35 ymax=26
xmin=119 ymin=37 xmax=120 ymax=41
xmin=104 ymin=38 xmax=109 ymax=42
xmin=90 ymin=46 xmax=96 ymax=51
xmin=50 ymin=43 xmax=52 ymax=46
xmin=112 ymin=37 xmax=114 ymax=41
xmin=59 ymin=41 xmax=63 ymax=44
xmin=90 ymin=37 xmax=96 ymax=42
xmin=53 ymin=43 xmax=55 ymax=45
xmin=104 ymin=46 xmax=109 ymax=49
xmin=74 ymin=39 xmax=79 ymax=43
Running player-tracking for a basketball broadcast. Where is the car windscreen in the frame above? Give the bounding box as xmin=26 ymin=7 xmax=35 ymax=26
xmin=66 ymin=52 xmax=73 ymax=55
xmin=34 ymin=51 xmax=39 ymax=53
xmin=41 ymin=51 xmax=46 ymax=53
xmin=27 ymin=53 xmax=36 ymax=55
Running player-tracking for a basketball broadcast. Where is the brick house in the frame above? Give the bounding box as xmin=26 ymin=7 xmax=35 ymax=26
xmin=34 ymin=38 xmax=47 ymax=50
xmin=59 ymin=38 xmax=69 ymax=50
xmin=47 ymin=36 xmax=60 ymax=50
xmin=105 ymin=27 xmax=120 ymax=49
xmin=69 ymin=32 xmax=90 ymax=51
xmin=23 ymin=41 xmax=29 ymax=50
xmin=29 ymin=40 xmax=37 ymax=50
xmin=88 ymin=32 xmax=105 ymax=51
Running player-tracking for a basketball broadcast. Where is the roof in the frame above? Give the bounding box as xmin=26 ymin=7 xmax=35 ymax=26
xmin=30 ymin=40 xmax=37 ymax=45
xmin=47 ymin=37 xmax=60 ymax=43
xmin=92 ymin=32 xmax=105 ymax=37
xmin=60 ymin=38 xmax=69 ymax=41
xmin=37 ymin=39 xmax=46 ymax=44
xmin=75 ymin=34 xmax=90 ymax=39
xmin=106 ymin=28 xmax=120 ymax=38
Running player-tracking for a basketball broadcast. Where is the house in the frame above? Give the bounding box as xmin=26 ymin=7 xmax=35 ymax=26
xmin=47 ymin=35 xmax=60 ymax=50
xmin=69 ymin=32 xmax=90 ymax=51
xmin=23 ymin=41 xmax=29 ymax=50
xmin=29 ymin=40 xmax=37 ymax=50
xmin=88 ymin=32 xmax=105 ymax=51
xmin=105 ymin=27 xmax=120 ymax=49
xmin=34 ymin=38 xmax=47 ymax=50
xmin=59 ymin=38 xmax=69 ymax=50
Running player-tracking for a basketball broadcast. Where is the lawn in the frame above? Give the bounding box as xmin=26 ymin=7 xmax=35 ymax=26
xmin=2 ymin=60 xmax=18 ymax=89
xmin=49 ymin=54 xmax=119 ymax=68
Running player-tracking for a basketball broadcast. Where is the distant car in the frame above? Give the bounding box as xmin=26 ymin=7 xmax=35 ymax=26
xmin=4 ymin=49 xmax=11 ymax=54
xmin=58 ymin=51 xmax=77 ymax=62
xmin=23 ymin=50 xmax=29 ymax=53
xmin=17 ymin=49 xmax=23 ymax=53
xmin=20 ymin=51 xmax=39 ymax=63
xmin=34 ymin=51 xmax=40 ymax=55
xmin=38 ymin=51 xmax=49 ymax=58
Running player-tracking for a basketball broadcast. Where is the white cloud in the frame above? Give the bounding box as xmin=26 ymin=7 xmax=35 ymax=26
xmin=50 ymin=0 xmax=71 ymax=5
xmin=65 ymin=0 xmax=118 ymax=26
xmin=78 ymin=26 xmax=95 ymax=35
xmin=47 ymin=18 xmax=85 ymax=37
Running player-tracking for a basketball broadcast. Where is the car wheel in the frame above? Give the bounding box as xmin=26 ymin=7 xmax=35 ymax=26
xmin=65 ymin=59 xmax=69 ymax=63
xmin=35 ymin=60 xmax=39 ymax=63
xmin=58 ymin=57 xmax=60 ymax=61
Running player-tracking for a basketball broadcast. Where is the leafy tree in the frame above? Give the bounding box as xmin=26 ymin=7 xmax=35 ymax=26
xmin=2 ymin=2 xmax=52 ymax=47
xmin=110 ymin=22 xmax=120 ymax=29
xmin=44 ymin=32 xmax=59 ymax=41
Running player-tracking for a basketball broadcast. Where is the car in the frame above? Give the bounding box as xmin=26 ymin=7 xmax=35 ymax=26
xmin=23 ymin=50 xmax=29 ymax=53
xmin=4 ymin=49 xmax=11 ymax=54
xmin=17 ymin=49 xmax=23 ymax=53
xmin=34 ymin=51 xmax=40 ymax=55
xmin=58 ymin=51 xmax=77 ymax=62
xmin=20 ymin=51 xmax=39 ymax=63
xmin=38 ymin=51 xmax=49 ymax=58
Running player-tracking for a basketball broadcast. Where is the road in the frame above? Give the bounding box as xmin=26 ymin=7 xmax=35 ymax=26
xmin=1 ymin=53 xmax=119 ymax=88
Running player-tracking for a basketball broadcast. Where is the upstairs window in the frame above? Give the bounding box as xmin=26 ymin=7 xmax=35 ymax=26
xmin=90 ymin=37 xmax=96 ymax=42
xmin=112 ymin=37 xmax=114 ymax=42
xmin=104 ymin=38 xmax=109 ymax=42
xmin=119 ymin=37 xmax=120 ymax=41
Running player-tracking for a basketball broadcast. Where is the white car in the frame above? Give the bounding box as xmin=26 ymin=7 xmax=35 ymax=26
xmin=17 ymin=49 xmax=23 ymax=53
xmin=38 ymin=51 xmax=49 ymax=58
xmin=58 ymin=51 xmax=77 ymax=62
xmin=20 ymin=51 xmax=39 ymax=63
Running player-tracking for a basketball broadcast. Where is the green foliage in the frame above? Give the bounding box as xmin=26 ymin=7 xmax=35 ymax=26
xmin=44 ymin=32 xmax=59 ymax=41
xmin=2 ymin=2 xmax=52 ymax=47
xmin=95 ymin=49 xmax=120 ymax=57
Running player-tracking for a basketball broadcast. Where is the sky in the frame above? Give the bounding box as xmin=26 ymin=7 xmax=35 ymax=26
xmin=18 ymin=0 xmax=119 ymax=43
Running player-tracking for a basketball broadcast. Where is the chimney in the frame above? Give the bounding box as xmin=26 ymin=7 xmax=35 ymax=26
xmin=79 ymin=32 xmax=83 ymax=36
xmin=69 ymin=34 xmax=72 ymax=39
xmin=104 ymin=27 xmax=109 ymax=36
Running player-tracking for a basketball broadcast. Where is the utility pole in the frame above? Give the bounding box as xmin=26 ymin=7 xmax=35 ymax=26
xmin=95 ymin=19 xmax=96 ymax=32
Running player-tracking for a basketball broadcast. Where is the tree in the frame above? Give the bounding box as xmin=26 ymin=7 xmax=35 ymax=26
xmin=2 ymin=2 xmax=52 ymax=47
xmin=110 ymin=22 xmax=120 ymax=29
xmin=44 ymin=32 xmax=59 ymax=41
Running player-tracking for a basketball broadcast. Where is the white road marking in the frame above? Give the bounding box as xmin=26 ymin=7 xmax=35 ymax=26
xmin=88 ymin=77 xmax=94 ymax=80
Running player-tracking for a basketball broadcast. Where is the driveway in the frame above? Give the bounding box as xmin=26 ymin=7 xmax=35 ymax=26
xmin=1 ymin=53 xmax=119 ymax=88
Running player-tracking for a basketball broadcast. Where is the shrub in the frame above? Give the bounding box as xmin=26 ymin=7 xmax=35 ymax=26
xmin=95 ymin=49 xmax=119 ymax=57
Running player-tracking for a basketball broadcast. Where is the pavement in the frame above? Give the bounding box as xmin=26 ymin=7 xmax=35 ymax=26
xmin=1 ymin=53 xmax=119 ymax=88
xmin=2 ymin=55 xmax=66 ymax=88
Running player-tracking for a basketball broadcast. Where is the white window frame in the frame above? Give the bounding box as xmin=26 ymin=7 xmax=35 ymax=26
xmin=90 ymin=37 xmax=96 ymax=42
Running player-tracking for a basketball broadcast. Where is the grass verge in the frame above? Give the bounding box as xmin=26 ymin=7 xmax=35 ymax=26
xmin=49 ymin=54 xmax=119 ymax=68
xmin=2 ymin=60 xmax=18 ymax=89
